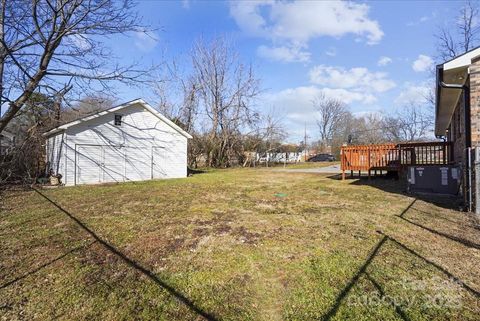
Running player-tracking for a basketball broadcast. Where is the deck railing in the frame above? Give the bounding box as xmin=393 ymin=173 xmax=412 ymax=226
xmin=340 ymin=141 xmax=454 ymax=179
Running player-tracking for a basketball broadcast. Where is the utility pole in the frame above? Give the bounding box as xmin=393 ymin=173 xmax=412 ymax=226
xmin=304 ymin=122 xmax=308 ymax=162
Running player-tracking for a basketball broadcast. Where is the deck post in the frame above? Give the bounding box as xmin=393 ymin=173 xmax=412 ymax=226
xmin=367 ymin=149 xmax=371 ymax=179
xmin=342 ymin=170 xmax=345 ymax=180
xmin=351 ymin=170 xmax=353 ymax=178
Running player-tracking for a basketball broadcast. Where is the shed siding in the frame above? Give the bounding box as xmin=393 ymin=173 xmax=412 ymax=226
xmin=46 ymin=103 xmax=188 ymax=186
xmin=46 ymin=132 xmax=66 ymax=177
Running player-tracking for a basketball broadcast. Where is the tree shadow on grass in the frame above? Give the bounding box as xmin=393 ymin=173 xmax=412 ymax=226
xmin=32 ymin=188 xmax=219 ymax=321
xmin=396 ymin=202 xmax=480 ymax=250
xmin=321 ymin=232 xmax=480 ymax=321
xmin=320 ymin=199 xmax=480 ymax=321
xmin=320 ymin=235 xmax=390 ymax=321
xmin=364 ymin=272 xmax=410 ymax=321
xmin=340 ymin=176 xmax=480 ymax=249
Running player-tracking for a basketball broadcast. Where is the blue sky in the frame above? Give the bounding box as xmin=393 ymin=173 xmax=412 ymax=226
xmin=106 ymin=1 xmax=460 ymax=142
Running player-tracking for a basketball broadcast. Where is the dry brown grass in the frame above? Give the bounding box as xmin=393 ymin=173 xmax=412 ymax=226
xmin=1 ymin=167 xmax=479 ymax=320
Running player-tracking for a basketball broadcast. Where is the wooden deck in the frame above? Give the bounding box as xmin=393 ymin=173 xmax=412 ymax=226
xmin=340 ymin=141 xmax=454 ymax=179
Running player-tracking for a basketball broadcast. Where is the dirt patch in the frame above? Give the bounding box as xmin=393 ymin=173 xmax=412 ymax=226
xmin=125 ymin=232 xmax=188 ymax=265
xmin=79 ymin=243 xmax=123 ymax=267
xmin=213 ymin=223 xmax=232 ymax=235
xmin=192 ymin=216 xmax=260 ymax=245
xmin=192 ymin=227 xmax=210 ymax=239
xmin=190 ymin=221 xmax=233 ymax=249
xmin=232 ymin=226 xmax=262 ymax=245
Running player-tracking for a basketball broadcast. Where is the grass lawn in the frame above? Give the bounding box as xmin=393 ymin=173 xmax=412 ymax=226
xmin=1 ymin=168 xmax=479 ymax=320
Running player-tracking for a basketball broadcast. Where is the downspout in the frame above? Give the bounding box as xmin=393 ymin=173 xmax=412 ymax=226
xmin=437 ymin=66 xmax=471 ymax=210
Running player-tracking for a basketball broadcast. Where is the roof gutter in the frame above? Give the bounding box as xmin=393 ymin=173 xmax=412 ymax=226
xmin=435 ymin=65 xmax=443 ymax=138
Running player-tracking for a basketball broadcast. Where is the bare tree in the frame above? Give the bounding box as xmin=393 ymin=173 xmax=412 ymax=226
xmin=350 ymin=113 xmax=386 ymax=145
xmin=190 ymin=37 xmax=261 ymax=167
xmin=313 ymin=93 xmax=350 ymax=150
xmin=155 ymin=60 xmax=198 ymax=133
xmin=0 ymin=93 xmax=116 ymax=183
xmin=155 ymin=37 xmax=276 ymax=168
xmin=1 ymin=92 xmax=55 ymax=182
xmin=383 ymin=102 xmax=433 ymax=142
xmin=436 ymin=0 xmax=479 ymax=61
xmin=60 ymin=95 xmax=115 ymax=123
xmin=0 ymin=0 xmax=154 ymax=133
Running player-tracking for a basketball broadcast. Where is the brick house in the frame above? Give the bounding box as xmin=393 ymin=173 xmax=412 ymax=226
xmin=435 ymin=46 xmax=480 ymax=205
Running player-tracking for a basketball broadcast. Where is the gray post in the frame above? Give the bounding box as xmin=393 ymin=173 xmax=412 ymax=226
xmin=468 ymin=147 xmax=472 ymax=212
xmin=475 ymin=148 xmax=480 ymax=217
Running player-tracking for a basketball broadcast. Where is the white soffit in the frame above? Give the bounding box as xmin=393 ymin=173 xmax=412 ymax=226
xmin=443 ymin=47 xmax=480 ymax=71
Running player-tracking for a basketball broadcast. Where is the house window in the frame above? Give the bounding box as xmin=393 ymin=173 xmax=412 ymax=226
xmin=114 ymin=114 xmax=123 ymax=126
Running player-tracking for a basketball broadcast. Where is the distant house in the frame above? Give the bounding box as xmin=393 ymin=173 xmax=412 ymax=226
xmin=0 ymin=130 xmax=15 ymax=155
xmin=43 ymin=99 xmax=192 ymax=186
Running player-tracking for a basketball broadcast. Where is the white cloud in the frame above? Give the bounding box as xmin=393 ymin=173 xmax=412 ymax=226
xmin=394 ymin=82 xmax=431 ymax=105
xmin=134 ymin=30 xmax=159 ymax=52
xmin=412 ymin=54 xmax=433 ymax=72
xmin=261 ymin=64 xmax=394 ymax=134
xmin=377 ymin=56 xmax=392 ymax=66
xmin=321 ymin=88 xmax=377 ymax=104
xmin=261 ymin=85 xmax=378 ymax=141
xmin=229 ymin=1 xmax=271 ymax=38
xmin=230 ymin=1 xmax=383 ymax=62
xmin=257 ymin=45 xmax=310 ymax=63
xmin=265 ymin=85 xmax=376 ymax=120
xmin=308 ymin=65 xmax=396 ymax=93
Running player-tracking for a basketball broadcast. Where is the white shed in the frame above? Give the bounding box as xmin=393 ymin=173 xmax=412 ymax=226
xmin=44 ymin=99 xmax=192 ymax=186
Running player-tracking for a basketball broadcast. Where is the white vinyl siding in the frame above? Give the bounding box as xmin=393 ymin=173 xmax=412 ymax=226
xmin=152 ymin=146 xmax=167 ymax=179
xmin=46 ymin=132 xmax=66 ymax=176
xmin=125 ymin=147 xmax=152 ymax=182
xmin=45 ymin=103 xmax=189 ymax=186
xmin=102 ymin=145 xmax=125 ymax=183
xmin=76 ymin=145 xmax=102 ymax=184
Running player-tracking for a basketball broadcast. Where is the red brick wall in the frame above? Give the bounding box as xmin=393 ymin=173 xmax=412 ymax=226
xmin=470 ymin=57 xmax=480 ymax=148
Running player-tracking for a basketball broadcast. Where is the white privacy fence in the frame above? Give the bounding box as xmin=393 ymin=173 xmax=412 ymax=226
xmin=255 ymin=152 xmax=303 ymax=163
